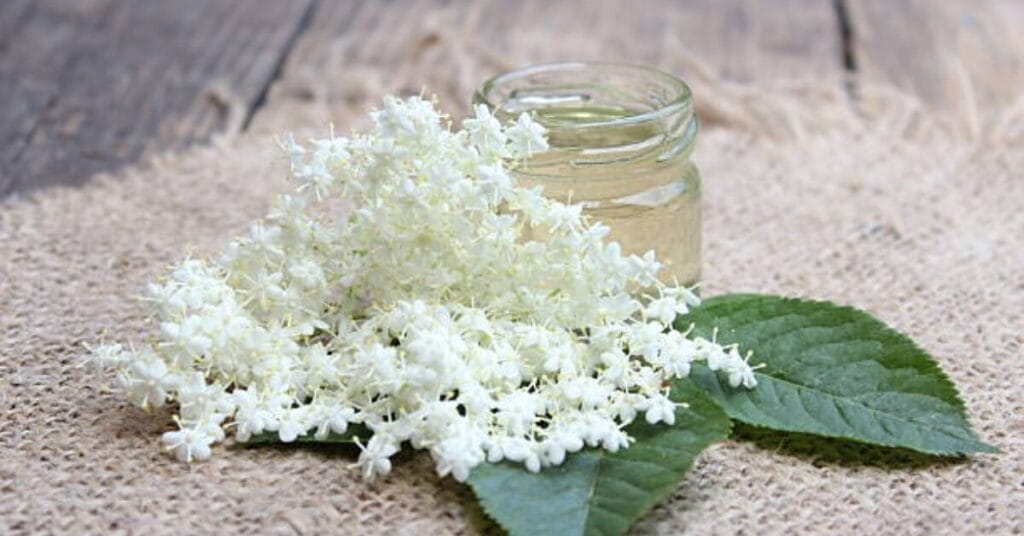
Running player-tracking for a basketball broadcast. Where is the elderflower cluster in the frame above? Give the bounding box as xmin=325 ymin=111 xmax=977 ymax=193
xmin=90 ymin=96 xmax=757 ymax=482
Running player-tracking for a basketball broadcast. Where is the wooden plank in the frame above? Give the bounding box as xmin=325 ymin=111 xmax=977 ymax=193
xmin=0 ymin=0 xmax=315 ymax=197
xmin=0 ymin=0 xmax=33 ymax=44
xmin=0 ymin=0 xmax=847 ymax=197
xmin=479 ymin=0 xmax=845 ymax=82
xmin=249 ymin=0 xmax=845 ymax=129
xmin=849 ymin=0 xmax=1024 ymax=118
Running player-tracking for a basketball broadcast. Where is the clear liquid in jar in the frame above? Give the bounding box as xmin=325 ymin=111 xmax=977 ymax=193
xmin=514 ymin=105 xmax=702 ymax=286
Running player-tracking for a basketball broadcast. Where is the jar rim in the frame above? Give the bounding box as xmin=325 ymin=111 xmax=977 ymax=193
xmin=473 ymin=62 xmax=693 ymax=130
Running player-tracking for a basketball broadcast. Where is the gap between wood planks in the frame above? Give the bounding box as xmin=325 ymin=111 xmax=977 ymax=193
xmin=241 ymin=0 xmax=321 ymax=130
xmin=832 ymin=0 xmax=860 ymax=99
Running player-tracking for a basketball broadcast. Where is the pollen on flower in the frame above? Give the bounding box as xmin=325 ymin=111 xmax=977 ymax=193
xmin=90 ymin=96 xmax=757 ymax=482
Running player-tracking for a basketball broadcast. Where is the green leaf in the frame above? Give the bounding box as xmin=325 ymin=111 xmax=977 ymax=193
xmin=467 ymin=380 xmax=731 ymax=536
xmin=678 ymin=294 xmax=996 ymax=455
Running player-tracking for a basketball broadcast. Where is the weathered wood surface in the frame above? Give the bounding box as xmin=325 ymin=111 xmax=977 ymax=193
xmin=850 ymin=0 xmax=1024 ymax=122
xmin=2 ymin=0 xmax=1023 ymax=198
xmin=248 ymin=0 xmax=844 ymax=130
xmin=0 ymin=0 xmax=313 ymax=197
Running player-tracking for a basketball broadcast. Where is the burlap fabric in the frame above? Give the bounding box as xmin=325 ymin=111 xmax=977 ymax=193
xmin=2 ymin=22 xmax=1023 ymax=534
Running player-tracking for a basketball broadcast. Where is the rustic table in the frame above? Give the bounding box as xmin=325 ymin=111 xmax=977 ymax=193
xmin=2 ymin=0 xmax=1022 ymax=198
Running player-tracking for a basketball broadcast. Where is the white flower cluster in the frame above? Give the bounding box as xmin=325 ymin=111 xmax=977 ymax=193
xmin=91 ymin=96 xmax=757 ymax=482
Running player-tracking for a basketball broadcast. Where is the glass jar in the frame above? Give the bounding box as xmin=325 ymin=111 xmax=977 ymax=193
xmin=473 ymin=62 xmax=702 ymax=285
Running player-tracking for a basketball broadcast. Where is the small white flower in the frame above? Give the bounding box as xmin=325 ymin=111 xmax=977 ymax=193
xmin=288 ymin=258 xmax=326 ymax=290
xmin=657 ymin=331 xmax=696 ymax=379
xmin=356 ymin=434 xmax=400 ymax=480
xmin=645 ymin=296 xmax=689 ymax=326
xmin=88 ymin=343 xmax=128 ymax=368
xmin=162 ymin=426 xmax=216 ymax=463
xmin=117 ymin=347 xmax=176 ymax=409
xmin=160 ymin=317 xmax=212 ymax=357
xmin=640 ymin=394 xmax=677 ymax=425
xmin=312 ymin=401 xmax=355 ymax=440
xmin=722 ymin=348 xmax=759 ymax=389
xmin=628 ymin=322 xmax=666 ymax=361
xmin=506 ymin=112 xmax=549 ymax=157
xmin=463 ymin=105 xmax=507 ymax=156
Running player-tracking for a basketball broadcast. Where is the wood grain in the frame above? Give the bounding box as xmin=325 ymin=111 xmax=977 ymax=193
xmin=6 ymin=0 xmax=1024 ymax=198
xmin=470 ymin=0 xmax=845 ymax=81
xmin=849 ymin=0 xmax=1024 ymax=118
xmin=0 ymin=0 xmax=314 ymax=197
xmin=250 ymin=0 xmax=846 ymax=129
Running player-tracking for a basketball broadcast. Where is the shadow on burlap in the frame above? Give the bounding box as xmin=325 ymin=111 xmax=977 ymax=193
xmin=2 ymin=7 xmax=1023 ymax=535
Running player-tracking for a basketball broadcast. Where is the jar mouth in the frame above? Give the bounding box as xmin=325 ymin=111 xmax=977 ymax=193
xmin=474 ymin=62 xmax=693 ymax=131
xmin=473 ymin=62 xmax=697 ymax=175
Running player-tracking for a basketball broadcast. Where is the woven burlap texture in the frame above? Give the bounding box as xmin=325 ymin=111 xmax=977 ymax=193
xmin=3 ymin=20 xmax=1024 ymax=532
